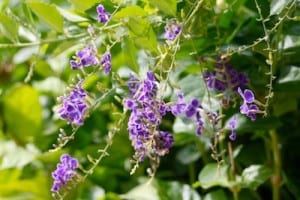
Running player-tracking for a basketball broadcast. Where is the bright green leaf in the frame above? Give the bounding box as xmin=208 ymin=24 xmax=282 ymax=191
xmin=0 ymin=13 xmax=19 ymax=42
xmin=3 ymin=85 xmax=43 ymax=143
xmin=68 ymin=0 xmax=99 ymax=12
xmin=113 ymin=5 xmax=148 ymax=20
xmin=241 ymin=165 xmax=272 ymax=190
xmin=57 ymin=7 xmax=88 ymax=22
xmin=27 ymin=1 xmax=64 ymax=32
xmin=149 ymin=0 xmax=177 ymax=16
xmin=128 ymin=18 xmax=158 ymax=54
xmin=198 ymin=163 xmax=231 ymax=189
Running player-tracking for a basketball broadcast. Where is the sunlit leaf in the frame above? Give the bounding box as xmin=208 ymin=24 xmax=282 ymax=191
xmin=113 ymin=5 xmax=148 ymax=20
xmin=3 ymin=85 xmax=43 ymax=143
xmin=27 ymin=1 xmax=64 ymax=32
xmin=241 ymin=165 xmax=272 ymax=190
xmin=149 ymin=0 xmax=177 ymax=16
xmin=128 ymin=18 xmax=158 ymax=54
xmin=270 ymin=0 xmax=292 ymax=16
xmin=0 ymin=13 xmax=19 ymax=42
xmin=57 ymin=7 xmax=88 ymax=22
xmin=68 ymin=0 xmax=99 ymax=12
xmin=198 ymin=163 xmax=231 ymax=189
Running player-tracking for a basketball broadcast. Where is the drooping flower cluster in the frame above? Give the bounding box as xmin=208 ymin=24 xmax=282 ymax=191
xmin=125 ymin=72 xmax=174 ymax=162
xmin=51 ymin=154 xmax=79 ymax=193
xmin=70 ymin=46 xmax=99 ymax=70
xmin=171 ymin=94 xmax=204 ymax=135
xmin=96 ymin=4 xmax=111 ymax=23
xmin=204 ymin=58 xmax=248 ymax=92
xmin=101 ymin=52 xmax=112 ymax=74
xmin=227 ymin=116 xmax=237 ymax=140
xmin=57 ymin=82 xmax=88 ymax=126
xmin=164 ymin=19 xmax=181 ymax=41
xmin=238 ymin=87 xmax=259 ymax=121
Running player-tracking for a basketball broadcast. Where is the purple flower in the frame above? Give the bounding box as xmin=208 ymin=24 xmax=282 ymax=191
xmin=51 ymin=154 xmax=79 ymax=193
xmin=101 ymin=52 xmax=112 ymax=74
xmin=185 ymin=98 xmax=200 ymax=118
xmin=155 ymin=131 xmax=174 ymax=156
xmin=238 ymin=87 xmax=255 ymax=103
xmin=70 ymin=47 xmax=99 ymax=70
xmin=165 ymin=19 xmax=181 ymax=41
xmin=125 ymin=72 xmax=173 ymax=162
xmin=171 ymin=93 xmax=186 ymax=116
xmin=203 ymin=58 xmax=249 ymax=96
xmin=228 ymin=116 xmax=237 ymax=141
xmin=237 ymin=87 xmax=259 ymax=121
xmin=57 ymin=82 xmax=88 ymax=126
xmin=97 ymin=4 xmax=111 ymax=23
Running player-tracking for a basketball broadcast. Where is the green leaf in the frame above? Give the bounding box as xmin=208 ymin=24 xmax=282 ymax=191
xmin=198 ymin=163 xmax=231 ymax=189
xmin=128 ymin=18 xmax=158 ymax=54
xmin=176 ymin=145 xmax=201 ymax=165
xmin=275 ymin=66 xmax=300 ymax=92
xmin=121 ymin=180 xmax=159 ymax=200
xmin=57 ymin=7 xmax=88 ymax=22
xmin=113 ymin=5 xmax=148 ymax=20
xmin=149 ymin=0 xmax=177 ymax=16
xmin=0 ymin=13 xmax=19 ymax=42
xmin=26 ymin=1 xmax=64 ymax=32
xmin=121 ymin=179 xmax=201 ymax=200
xmin=273 ymin=92 xmax=298 ymax=116
xmin=204 ymin=189 xmax=228 ymax=200
xmin=68 ymin=0 xmax=99 ymax=12
xmin=270 ymin=0 xmax=292 ymax=16
xmin=232 ymin=114 xmax=282 ymax=132
xmin=0 ymin=140 xmax=39 ymax=169
xmin=241 ymin=165 xmax=272 ymax=190
xmin=3 ymin=85 xmax=43 ymax=143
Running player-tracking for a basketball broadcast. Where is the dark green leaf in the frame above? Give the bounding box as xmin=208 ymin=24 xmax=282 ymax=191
xmin=27 ymin=1 xmax=64 ymax=32
xmin=204 ymin=189 xmax=228 ymax=200
xmin=176 ymin=145 xmax=201 ymax=164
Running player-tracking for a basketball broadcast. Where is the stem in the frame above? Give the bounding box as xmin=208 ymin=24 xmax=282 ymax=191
xmin=269 ymin=129 xmax=281 ymax=200
xmin=188 ymin=163 xmax=196 ymax=184
xmin=0 ymin=33 xmax=88 ymax=48
xmin=228 ymin=142 xmax=239 ymax=200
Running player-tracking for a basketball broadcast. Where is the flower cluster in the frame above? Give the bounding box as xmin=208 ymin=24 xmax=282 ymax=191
xmin=204 ymin=58 xmax=248 ymax=92
xmin=227 ymin=116 xmax=237 ymax=140
xmin=164 ymin=19 xmax=181 ymax=41
xmin=57 ymin=82 xmax=88 ymax=126
xmin=96 ymin=4 xmax=111 ymax=23
xmin=101 ymin=52 xmax=112 ymax=74
xmin=51 ymin=154 xmax=79 ymax=193
xmin=238 ymin=87 xmax=259 ymax=121
xmin=70 ymin=46 xmax=99 ymax=70
xmin=171 ymin=94 xmax=204 ymax=135
xmin=125 ymin=72 xmax=174 ymax=162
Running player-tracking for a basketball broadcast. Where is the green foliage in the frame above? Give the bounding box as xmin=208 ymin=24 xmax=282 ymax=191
xmin=3 ymin=85 xmax=43 ymax=143
xmin=26 ymin=1 xmax=64 ymax=32
xmin=0 ymin=0 xmax=299 ymax=199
